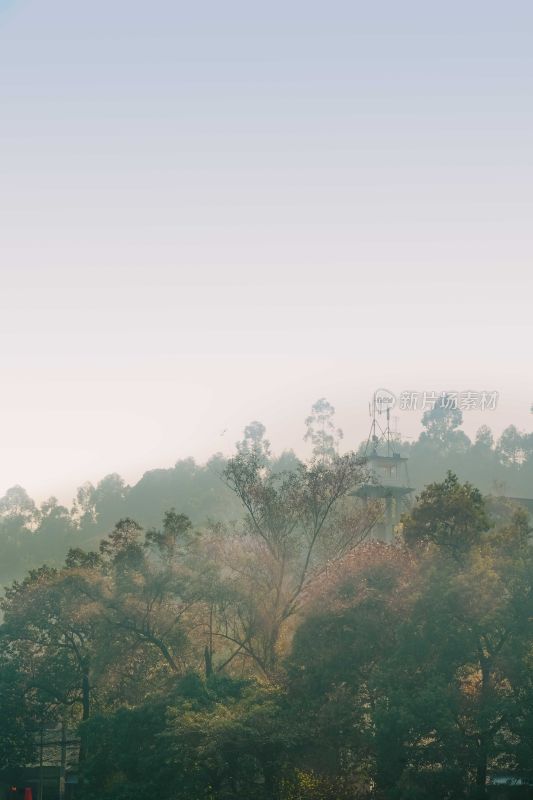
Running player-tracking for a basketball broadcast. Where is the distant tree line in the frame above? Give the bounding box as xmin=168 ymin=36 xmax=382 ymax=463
xmin=1 ymin=399 xmax=532 ymax=589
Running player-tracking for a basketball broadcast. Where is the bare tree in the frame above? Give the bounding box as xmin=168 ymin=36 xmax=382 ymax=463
xmin=209 ymin=450 xmax=378 ymax=677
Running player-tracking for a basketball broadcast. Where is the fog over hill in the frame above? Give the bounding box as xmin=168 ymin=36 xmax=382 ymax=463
xmin=1 ymin=401 xmax=532 ymax=587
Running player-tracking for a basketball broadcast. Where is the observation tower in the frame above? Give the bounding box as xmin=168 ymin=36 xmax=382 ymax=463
xmin=354 ymin=390 xmax=414 ymax=541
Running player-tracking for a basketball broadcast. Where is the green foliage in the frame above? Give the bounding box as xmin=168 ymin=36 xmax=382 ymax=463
xmin=1 ymin=409 xmax=533 ymax=590
xmin=402 ymin=471 xmax=490 ymax=556
xmin=79 ymin=676 xmax=295 ymax=800
xmin=0 ymin=658 xmax=35 ymax=769
xmin=289 ymin=501 xmax=533 ymax=800
xmin=420 ymin=397 xmax=465 ymax=448
xmin=220 ymin=447 xmax=370 ymax=675
xmin=1 ymin=412 xmax=533 ymax=800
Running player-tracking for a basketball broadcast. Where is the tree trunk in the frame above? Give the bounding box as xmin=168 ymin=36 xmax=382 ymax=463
xmin=59 ymin=720 xmax=67 ymax=800
xmin=475 ymin=733 xmax=488 ymax=794
xmin=204 ymin=644 xmax=213 ymax=678
xmin=38 ymin=724 xmax=44 ymax=800
xmin=474 ymin=656 xmax=491 ymax=798
xmin=78 ymin=663 xmax=91 ymax=763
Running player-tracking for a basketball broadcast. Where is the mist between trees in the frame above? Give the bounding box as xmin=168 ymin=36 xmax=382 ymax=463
xmin=1 ymin=400 xmax=532 ymax=587
xmin=1 ymin=399 xmax=533 ymax=800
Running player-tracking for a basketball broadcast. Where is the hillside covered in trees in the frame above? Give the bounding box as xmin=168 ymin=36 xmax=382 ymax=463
xmin=1 ymin=401 xmax=532 ymax=588
xmin=1 ymin=401 xmax=533 ymax=799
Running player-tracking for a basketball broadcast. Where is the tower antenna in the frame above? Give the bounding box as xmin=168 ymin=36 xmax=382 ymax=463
xmin=355 ymin=390 xmax=414 ymax=542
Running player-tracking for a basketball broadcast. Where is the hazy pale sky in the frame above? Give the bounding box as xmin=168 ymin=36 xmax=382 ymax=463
xmin=1 ymin=0 xmax=532 ymax=504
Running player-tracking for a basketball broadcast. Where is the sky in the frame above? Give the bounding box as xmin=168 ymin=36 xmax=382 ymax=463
xmin=0 ymin=0 xmax=532 ymax=504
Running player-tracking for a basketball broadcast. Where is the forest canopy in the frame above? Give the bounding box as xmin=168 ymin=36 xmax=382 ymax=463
xmin=1 ymin=401 xmax=532 ymax=587
xmin=1 ymin=401 xmax=533 ymax=800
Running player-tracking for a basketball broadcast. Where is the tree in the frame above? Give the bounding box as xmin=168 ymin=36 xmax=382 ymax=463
xmin=237 ymin=420 xmax=271 ymax=463
xmin=72 ymin=482 xmax=97 ymax=528
xmin=304 ymin=398 xmax=343 ymax=461
xmin=0 ymin=657 xmax=35 ymax=770
xmin=402 ymin=471 xmax=490 ymax=557
xmin=474 ymin=426 xmax=494 ymax=451
xmin=496 ymin=425 xmax=528 ymax=466
xmin=421 ymin=397 xmax=463 ymax=443
xmin=0 ymin=564 xmax=101 ymax=762
xmin=83 ymin=516 xmax=207 ymax=679
xmin=215 ymin=448 xmax=374 ymax=677
xmin=79 ymin=675 xmax=296 ymax=800
xmin=145 ymin=509 xmax=195 ymax=562
xmin=0 ymin=485 xmax=38 ymax=527
xmin=288 ymin=542 xmax=413 ymax=799
xmin=290 ymin=489 xmax=533 ymax=800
